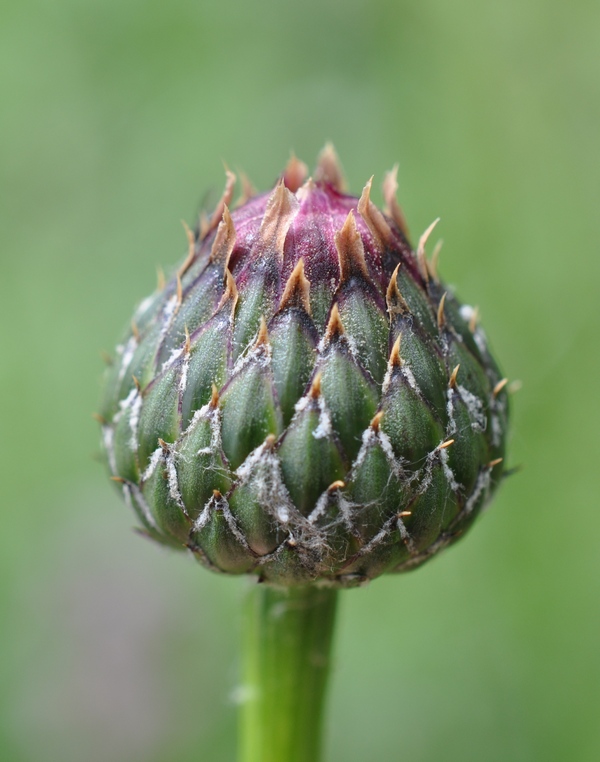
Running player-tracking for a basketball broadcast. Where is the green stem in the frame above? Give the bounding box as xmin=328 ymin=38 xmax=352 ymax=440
xmin=239 ymin=583 xmax=338 ymax=762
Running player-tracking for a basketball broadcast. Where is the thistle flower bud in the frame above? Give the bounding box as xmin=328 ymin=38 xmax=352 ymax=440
xmin=99 ymin=147 xmax=508 ymax=587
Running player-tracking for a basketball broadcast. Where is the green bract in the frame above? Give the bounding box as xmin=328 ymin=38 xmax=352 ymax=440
xmin=99 ymin=147 xmax=509 ymax=587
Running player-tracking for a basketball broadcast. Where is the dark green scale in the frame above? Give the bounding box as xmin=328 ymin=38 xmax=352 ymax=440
xmin=447 ymin=385 xmax=489 ymax=495
xmin=341 ymin=525 xmax=412 ymax=581
xmin=257 ymin=543 xmax=323 ymax=586
xmin=219 ymin=352 xmax=283 ymax=470
xmin=379 ymin=371 xmax=445 ymax=471
xmin=99 ymin=356 xmax=127 ymax=422
xmin=277 ymin=396 xmax=346 ymax=516
xmin=268 ymin=309 xmax=318 ymax=426
xmin=232 ymin=262 xmax=279 ymax=360
xmin=111 ymin=393 xmax=141 ymax=482
xmin=309 ymin=488 xmax=358 ymax=573
xmin=403 ymin=461 xmax=459 ymax=552
xmin=179 ymin=312 xmax=231 ymax=427
xmin=344 ymin=435 xmax=410 ymax=544
xmin=227 ymin=467 xmax=288 ymax=557
xmin=126 ymin=483 xmax=183 ymax=550
xmin=113 ymin=309 xmax=172 ymax=406
xmin=389 ymin=315 xmax=448 ymax=420
xmin=395 ymin=266 xmax=437 ymax=336
xmin=446 ymin=337 xmax=491 ymax=413
xmin=308 ymin=281 xmax=336 ymax=334
xmin=136 ymin=361 xmax=182 ymax=470
xmin=336 ymin=286 xmax=388 ymax=385
xmin=175 ymin=408 xmax=232 ymax=521
xmin=141 ymin=452 xmax=191 ymax=544
xmin=335 ymin=442 xmax=414 ymax=577
xmin=190 ymin=496 xmax=256 ymax=574
xmin=317 ymin=341 xmax=378 ymax=463
xmin=155 ymin=265 xmax=225 ymax=367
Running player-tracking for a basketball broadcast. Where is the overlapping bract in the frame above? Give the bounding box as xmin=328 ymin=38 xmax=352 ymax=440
xmin=99 ymin=148 xmax=508 ymax=587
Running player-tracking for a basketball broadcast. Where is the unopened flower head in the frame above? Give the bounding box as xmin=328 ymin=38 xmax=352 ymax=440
xmin=99 ymin=146 xmax=509 ymax=587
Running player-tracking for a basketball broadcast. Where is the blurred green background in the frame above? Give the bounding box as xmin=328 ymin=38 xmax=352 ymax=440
xmin=1 ymin=0 xmax=599 ymax=760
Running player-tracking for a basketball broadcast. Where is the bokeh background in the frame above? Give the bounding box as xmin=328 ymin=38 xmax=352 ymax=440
xmin=2 ymin=0 xmax=599 ymax=760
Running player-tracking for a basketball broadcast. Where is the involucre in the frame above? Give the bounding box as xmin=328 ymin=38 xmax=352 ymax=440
xmin=99 ymin=147 xmax=509 ymax=587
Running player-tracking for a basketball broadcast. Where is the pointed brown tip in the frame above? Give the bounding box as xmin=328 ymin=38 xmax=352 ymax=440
xmin=335 ymin=210 xmax=369 ymax=282
xmin=325 ymin=303 xmax=344 ymax=341
xmin=132 ymin=375 xmax=141 ymax=393
xmin=279 ymin=258 xmax=311 ymax=314
xmin=131 ymin=320 xmax=140 ymax=342
xmin=210 ymin=383 xmax=220 ymax=407
xmin=449 ymin=364 xmax=460 ymax=389
xmin=295 ymin=176 xmax=316 ymax=203
xmin=493 ymin=378 xmax=509 ymax=397
xmin=178 ymin=219 xmax=196 ymax=278
xmin=212 ymin=489 xmax=222 ymax=499
xmin=216 ymin=268 xmax=239 ymax=314
xmin=438 ymin=438 xmax=455 ymax=450
xmin=308 ymin=372 xmax=322 ymax=399
xmin=184 ymin=325 xmax=191 ymax=354
xmin=157 ymin=438 xmax=170 ymax=451
xmin=468 ymin=306 xmax=480 ymax=333
xmin=328 ymin=480 xmax=346 ymax=492
xmin=386 ymin=264 xmax=410 ymax=316
xmin=209 ymin=205 xmax=237 ymax=269
xmin=429 ymin=239 xmax=443 ymax=282
xmin=357 ymin=175 xmax=393 ymax=247
xmin=370 ymin=411 xmax=384 ymax=433
xmin=256 ymin=180 xmax=299 ymax=259
xmin=110 ymin=476 xmax=126 ymax=483
xmin=206 ymin=170 xmax=236 ymax=235
xmin=437 ymin=292 xmax=447 ymax=330
xmin=315 ymin=143 xmax=346 ymax=192
xmin=264 ymin=434 xmax=277 ymax=450
xmin=488 ymin=458 xmax=503 ymax=468
xmin=382 ymin=165 xmax=410 ymax=237
xmin=92 ymin=412 xmax=107 ymax=425
xmin=417 ymin=218 xmax=440 ymax=282
xmin=398 ymin=510 xmax=412 ymax=517
xmin=358 ymin=175 xmax=375 ymax=202
xmin=389 ymin=334 xmax=402 ymax=368
xmin=255 ymin=316 xmax=269 ymax=347
xmin=283 ymin=153 xmax=309 ymax=193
